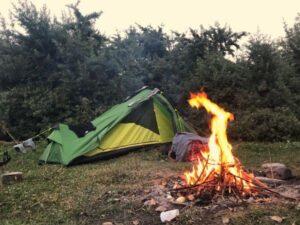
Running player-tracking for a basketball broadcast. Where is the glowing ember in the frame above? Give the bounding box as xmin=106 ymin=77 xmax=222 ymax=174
xmin=183 ymin=91 xmax=266 ymax=196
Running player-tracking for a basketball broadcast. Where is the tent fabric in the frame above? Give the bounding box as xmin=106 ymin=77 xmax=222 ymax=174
xmin=39 ymin=88 xmax=196 ymax=165
xmin=84 ymin=123 xmax=161 ymax=157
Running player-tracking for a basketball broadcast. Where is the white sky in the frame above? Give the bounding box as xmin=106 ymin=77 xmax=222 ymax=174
xmin=0 ymin=0 xmax=300 ymax=38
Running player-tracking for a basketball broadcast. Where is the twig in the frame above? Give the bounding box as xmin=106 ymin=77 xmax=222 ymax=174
xmin=231 ymin=187 xmax=242 ymax=202
xmin=192 ymin=154 xmax=210 ymax=186
xmin=170 ymin=178 xmax=215 ymax=192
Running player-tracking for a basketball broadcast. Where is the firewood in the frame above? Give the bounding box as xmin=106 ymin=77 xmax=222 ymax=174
xmin=255 ymin=176 xmax=286 ymax=186
xmin=1 ymin=172 xmax=23 ymax=185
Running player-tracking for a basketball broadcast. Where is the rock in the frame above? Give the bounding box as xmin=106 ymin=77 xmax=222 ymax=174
xmin=247 ymin=197 xmax=254 ymax=203
xmin=155 ymin=206 xmax=167 ymax=212
xmin=160 ymin=209 xmax=179 ymax=222
xmin=102 ymin=222 xmax=113 ymax=225
xmin=175 ymin=196 xmax=186 ymax=204
xmin=256 ymin=176 xmax=286 ymax=186
xmin=187 ymin=194 xmax=195 ymax=201
xmin=270 ymin=215 xmax=283 ymax=223
xmin=143 ymin=198 xmax=156 ymax=206
xmin=161 ymin=181 xmax=167 ymax=186
xmin=166 ymin=194 xmax=173 ymax=200
xmin=173 ymin=183 xmax=180 ymax=189
xmin=132 ymin=220 xmax=139 ymax=225
xmin=222 ymin=216 xmax=230 ymax=224
xmin=296 ymin=203 xmax=300 ymax=210
xmin=1 ymin=172 xmax=23 ymax=185
xmin=261 ymin=163 xmax=293 ymax=180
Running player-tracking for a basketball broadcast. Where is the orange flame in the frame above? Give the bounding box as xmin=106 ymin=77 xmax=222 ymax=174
xmin=184 ymin=92 xmax=264 ymax=195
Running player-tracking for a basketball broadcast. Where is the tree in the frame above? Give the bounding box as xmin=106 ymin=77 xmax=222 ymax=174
xmin=0 ymin=1 xmax=110 ymax=138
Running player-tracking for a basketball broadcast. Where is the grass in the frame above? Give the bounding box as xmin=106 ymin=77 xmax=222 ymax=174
xmin=0 ymin=141 xmax=300 ymax=225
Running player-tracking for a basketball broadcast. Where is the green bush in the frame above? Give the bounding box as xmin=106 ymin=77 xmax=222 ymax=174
xmin=230 ymin=108 xmax=300 ymax=141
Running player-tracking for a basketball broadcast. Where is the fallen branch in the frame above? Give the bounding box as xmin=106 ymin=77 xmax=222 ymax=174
xmin=227 ymin=172 xmax=299 ymax=201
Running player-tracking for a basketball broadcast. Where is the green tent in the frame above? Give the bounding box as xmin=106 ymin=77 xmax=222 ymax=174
xmin=39 ymin=88 xmax=195 ymax=165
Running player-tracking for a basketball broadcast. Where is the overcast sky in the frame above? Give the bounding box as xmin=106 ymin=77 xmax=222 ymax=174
xmin=1 ymin=0 xmax=300 ymax=38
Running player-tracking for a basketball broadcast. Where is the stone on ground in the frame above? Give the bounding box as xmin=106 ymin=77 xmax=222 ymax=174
xmin=261 ymin=163 xmax=293 ymax=180
xmin=155 ymin=205 xmax=167 ymax=212
xmin=160 ymin=209 xmax=179 ymax=222
xmin=270 ymin=215 xmax=283 ymax=223
xmin=102 ymin=222 xmax=113 ymax=225
xmin=222 ymin=216 xmax=230 ymax=224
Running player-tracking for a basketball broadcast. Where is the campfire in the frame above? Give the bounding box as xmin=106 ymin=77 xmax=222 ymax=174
xmin=143 ymin=92 xmax=298 ymax=223
xmin=177 ymin=91 xmax=269 ymax=200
